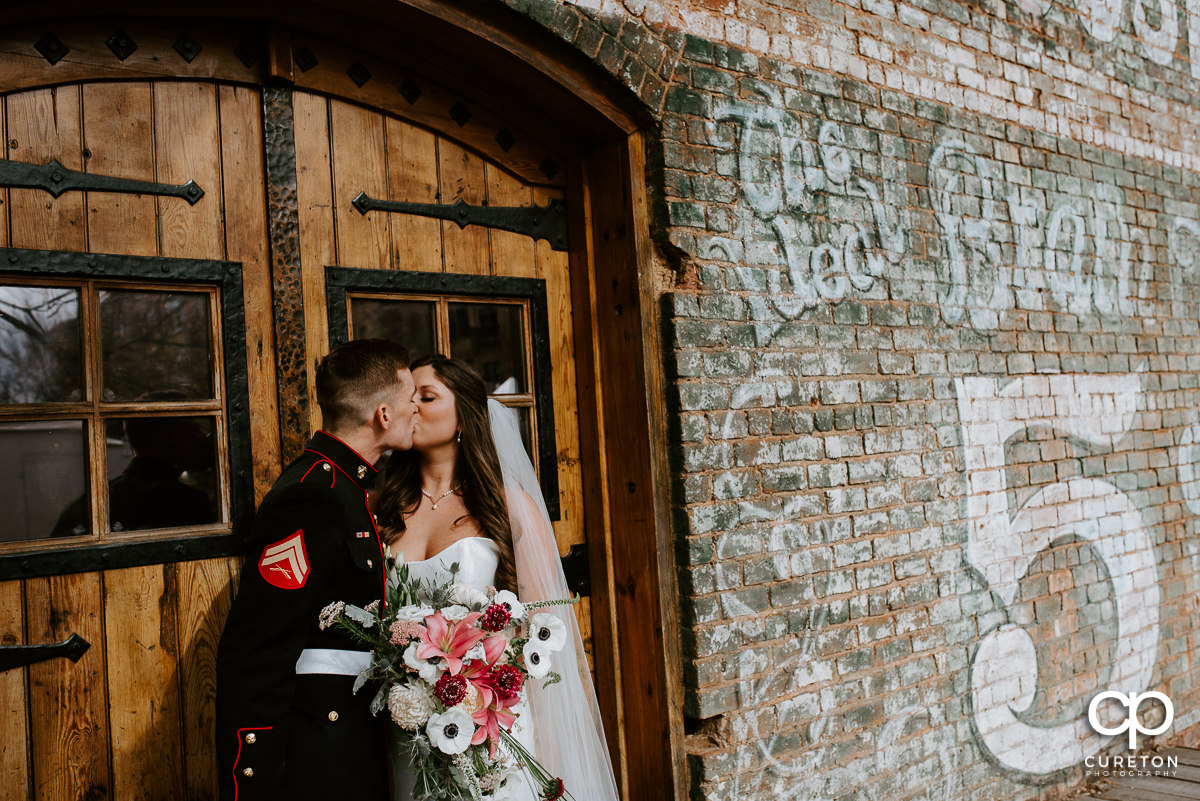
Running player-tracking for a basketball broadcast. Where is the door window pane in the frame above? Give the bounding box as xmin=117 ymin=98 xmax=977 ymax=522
xmin=351 ymin=298 xmax=437 ymax=359
xmin=100 ymin=290 xmax=213 ymax=401
xmin=0 ymin=421 xmax=89 ymax=541
xmin=104 ymin=415 xmax=219 ymax=532
xmin=0 ymin=285 xmax=83 ymax=403
xmin=448 ymin=302 xmax=526 ymax=394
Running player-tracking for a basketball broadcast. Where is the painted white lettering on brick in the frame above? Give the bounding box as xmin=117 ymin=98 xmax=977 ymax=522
xmin=956 ymin=374 xmax=1160 ymax=775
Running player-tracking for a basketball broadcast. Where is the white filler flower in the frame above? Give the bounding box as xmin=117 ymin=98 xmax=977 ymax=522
xmin=528 ymin=612 xmax=567 ymax=652
xmin=427 ymin=707 xmax=475 ymax=754
xmin=387 ymin=683 xmax=436 ymax=730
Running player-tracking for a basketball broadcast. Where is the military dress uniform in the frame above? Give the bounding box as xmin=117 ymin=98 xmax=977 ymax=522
xmin=216 ymin=431 xmax=389 ymax=801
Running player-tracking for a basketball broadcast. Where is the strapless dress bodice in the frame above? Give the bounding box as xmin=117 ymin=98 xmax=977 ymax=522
xmin=393 ymin=536 xmax=499 ymax=590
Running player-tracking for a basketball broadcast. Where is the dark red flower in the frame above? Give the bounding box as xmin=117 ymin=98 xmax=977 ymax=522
xmin=490 ymin=664 xmax=524 ymax=701
xmin=480 ymin=602 xmax=512 ymax=632
xmin=434 ymin=672 xmax=468 ymax=706
xmin=541 ymin=778 xmax=565 ymax=800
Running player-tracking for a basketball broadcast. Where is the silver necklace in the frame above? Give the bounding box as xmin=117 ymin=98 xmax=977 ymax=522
xmin=421 ymin=485 xmax=460 ymax=511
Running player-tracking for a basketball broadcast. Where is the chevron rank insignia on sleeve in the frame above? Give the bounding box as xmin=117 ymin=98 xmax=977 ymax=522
xmin=258 ymin=530 xmax=310 ymax=589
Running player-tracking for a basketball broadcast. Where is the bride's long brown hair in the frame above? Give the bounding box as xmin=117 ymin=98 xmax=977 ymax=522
xmin=373 ymin=355 xmax=517 ymax=594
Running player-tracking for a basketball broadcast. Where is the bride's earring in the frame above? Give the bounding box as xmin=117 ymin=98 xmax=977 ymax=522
xmin=456 ymin=431 xmax=461 ymax=443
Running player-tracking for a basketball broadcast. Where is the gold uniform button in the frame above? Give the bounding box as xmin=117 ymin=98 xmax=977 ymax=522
xmin=328 ymin=710 xmax=339 ymax=722
xmin=242 ymin=768 xmax=254 ymax=778
xmin=244 ymin=733 xmax=256 ymax=744
xmin=322 ymin=463 xmax=331 ymax=472
xmin=367 ymin=559 xmax=374 ymax=568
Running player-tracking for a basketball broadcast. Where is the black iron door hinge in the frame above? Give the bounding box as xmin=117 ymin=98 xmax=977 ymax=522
xmin=351 ymin=192 xmax=568 ymax=251
xmin=0 ymin=158 xmax=204 ymax=204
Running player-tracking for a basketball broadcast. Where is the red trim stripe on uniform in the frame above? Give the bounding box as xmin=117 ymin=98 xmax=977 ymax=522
xmin=300 ymin=459 xmax=335 ymax=488
xmin=232 ymin=726 xmax=273 ymax=801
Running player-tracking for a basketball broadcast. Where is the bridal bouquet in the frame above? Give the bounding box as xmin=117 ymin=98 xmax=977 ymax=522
xmin=319 ymin=556 xmax=578 ymax=801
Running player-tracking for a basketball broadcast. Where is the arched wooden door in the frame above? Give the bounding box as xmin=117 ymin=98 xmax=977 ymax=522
xmin=0 ymin=9 xmax=681 ymax=801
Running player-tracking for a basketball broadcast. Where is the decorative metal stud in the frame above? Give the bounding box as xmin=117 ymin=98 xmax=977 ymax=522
xmin=173 ymin=34 xmax=202 ymax=63
xmin=293 ymin=46 xmax=317 ymax=72
xmin=106 ymin=31 xmax=137 ymax=61
xmin=234 ymin=38 xmax=260 ymax=68
xmin=347 ymin=61 xmax=371 ymax=88
xmin=400 ymin=79 xmax=422 ymax=105
xmin=34 ymin=34 xmax=69 ymax=66
xmin=495 ymin=129 xmax=516 ymax=152
xmin=539 ymin=158 xmax=560 ymax=181
xmin=449 ymin=102 xmax=472 ymax=127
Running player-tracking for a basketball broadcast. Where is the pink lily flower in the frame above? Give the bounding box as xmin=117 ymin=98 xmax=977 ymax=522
xmin=417 ymin=612 xmax=487 ymax=675
xmin=471 ymin=693 xmax=520 ymax=758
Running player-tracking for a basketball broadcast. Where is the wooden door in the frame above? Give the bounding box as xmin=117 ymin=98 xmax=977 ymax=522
xmin=0 ymin=77 xmax=279 ymax=799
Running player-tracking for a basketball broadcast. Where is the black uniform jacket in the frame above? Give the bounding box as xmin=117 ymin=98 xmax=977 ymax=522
xmin=216 ymin=432 xmax=388 ymax=801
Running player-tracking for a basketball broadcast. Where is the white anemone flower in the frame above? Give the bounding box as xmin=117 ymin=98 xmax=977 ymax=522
xmin=492 ymin=590 xmax=525 ymax=620
xmin=522 ymin=640 xmax=552 ymax=679
xmin=427 ymin=707 xmax=475 ymax=755
xmin=528 ymin=612 xmax=567 ymax=652
xmin=404 ymin=642 xmax=443 ymax=683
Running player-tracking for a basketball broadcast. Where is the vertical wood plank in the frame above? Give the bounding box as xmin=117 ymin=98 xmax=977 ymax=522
xmin=330 ymin=100 xmax=390 ymax=270
xmin=0 ymin=98 xmax=10 ymax=247
xmin=6 ymin=86 xmax=86 ymax=251
xmin=153 ymin=82 xmax=223 ymax=261
xmin=82 ymin=82 xmax=157 ymax=256
xmin=385 ymin=118 xmax=442 ymax=272
xmin=26 ymin=572 xmax=110 ymax=799
xmin=219 ymin=84 xmax=281 ymax=498
xmin=438 ymin=139 xmax=489 ymax=275
xmin=104 ymin=564 xmax=184 ymax=800
xmin=294 ymin=91 xmax=336 ymax=435
xmin=0 ymin=581 xmax=29 ymax=801
xmin=263 ymin=87 xmax=312 ymax=461
xmin=178 ymin=557 xmax=238 ymax=800
xmin=485 ymin=164 xmax=534 ymax=278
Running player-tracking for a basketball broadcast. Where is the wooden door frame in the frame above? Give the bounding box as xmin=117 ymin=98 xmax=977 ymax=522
xmin=0 ymin=3 xmax=685 ymax=797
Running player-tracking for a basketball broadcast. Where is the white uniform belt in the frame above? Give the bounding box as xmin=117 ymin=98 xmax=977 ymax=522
xmin=295 ymin=648 xmax=373 ymax=676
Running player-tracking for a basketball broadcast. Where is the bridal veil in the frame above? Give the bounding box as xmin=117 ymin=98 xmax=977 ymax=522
xmin=488 ymin=400 xmax=621 ymax=801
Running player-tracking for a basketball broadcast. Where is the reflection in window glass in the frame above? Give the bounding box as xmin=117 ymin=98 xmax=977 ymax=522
xmin=351 ymin=298 xmax=437 ymax=360
xmin=0 ymin=285 xmax=82 ymax=403
xmin=0 ymin=421 xmax=89 ymax=541
xmin=100 ymin=290 xmax=213 ymax=401
xmin=448 ymin=303 xmax=526 ymax=394
xmin=104 ymin=415 xmax=219 ymax=532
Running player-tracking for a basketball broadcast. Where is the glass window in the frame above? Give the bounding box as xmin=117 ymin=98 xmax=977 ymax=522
xmin=0 ymin=420 xmax=89 ymax=542
xmin=350 ymin=297 xmax=437 ymax=357
xmin=0 ymin=285 xmax=83 ymax=403
xmin=0 ymin=277 xmax=228 ymax=548
xmin=447 ymin=302 xmax=527 ymax=394
xmin=346 ymin=293 xmax=537 ymax=465
xmin=100 ymin=289 xmax=214 ymax=401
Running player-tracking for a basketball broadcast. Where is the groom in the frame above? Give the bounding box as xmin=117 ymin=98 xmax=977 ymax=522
xmin=216 ymin=339 xmax=416 ymax=800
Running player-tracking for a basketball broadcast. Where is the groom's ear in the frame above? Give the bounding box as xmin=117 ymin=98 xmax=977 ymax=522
xmin=373 ymin=402 xmax=391 ymax=430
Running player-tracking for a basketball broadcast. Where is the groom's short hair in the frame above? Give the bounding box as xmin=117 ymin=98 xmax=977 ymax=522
xmin=315 ymin=339 xmax=411 ymax=430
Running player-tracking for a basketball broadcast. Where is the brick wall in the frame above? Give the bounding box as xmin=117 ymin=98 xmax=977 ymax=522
xmin=506 ymin=0 xmax=1200 ymax=798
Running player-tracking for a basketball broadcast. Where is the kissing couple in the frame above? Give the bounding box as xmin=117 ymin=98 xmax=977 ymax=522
xmin=214 ymin=339 xmax=619 ymax=800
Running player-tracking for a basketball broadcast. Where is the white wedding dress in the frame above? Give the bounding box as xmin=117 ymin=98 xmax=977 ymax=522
xmin=387 ymin=402 xmax=621 ymax=801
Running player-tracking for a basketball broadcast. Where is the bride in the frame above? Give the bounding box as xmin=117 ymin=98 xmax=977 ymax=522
xmin=373 ymin=355 xmax=620 ymax=801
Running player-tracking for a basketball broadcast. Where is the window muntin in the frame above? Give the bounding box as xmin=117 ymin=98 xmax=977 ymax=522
xmin=0 ymin=277 xmax=228 ymax=546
